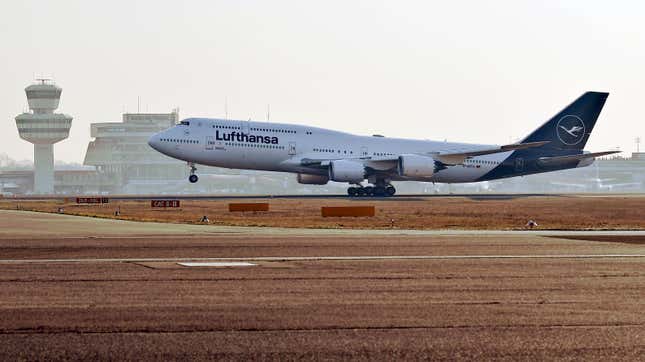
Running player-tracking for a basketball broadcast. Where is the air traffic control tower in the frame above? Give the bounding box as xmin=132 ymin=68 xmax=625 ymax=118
xmin=15 ymin=79 xmax=73 ymax=194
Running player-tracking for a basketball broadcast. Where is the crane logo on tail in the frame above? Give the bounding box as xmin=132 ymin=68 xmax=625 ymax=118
xmin=556 ymin=115 xmax=586 ymax=145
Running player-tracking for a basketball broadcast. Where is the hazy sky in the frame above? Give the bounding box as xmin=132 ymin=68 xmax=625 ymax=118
xmin=1 ymin=0 xmax=644 ymax=163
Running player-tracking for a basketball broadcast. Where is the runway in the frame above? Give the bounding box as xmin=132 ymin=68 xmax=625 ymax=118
xmin=3 ymin=253 xmax=645 ymax=264
xmin=1 ymin=210 xmax=645 ymax=359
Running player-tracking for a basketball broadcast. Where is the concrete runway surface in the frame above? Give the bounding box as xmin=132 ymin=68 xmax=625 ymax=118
xmin=1 ymin=210 xmax=645 ymax=360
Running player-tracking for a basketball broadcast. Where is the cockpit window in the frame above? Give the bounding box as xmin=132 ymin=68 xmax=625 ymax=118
xmin=179 ymin=120 xmax=190 ymax=126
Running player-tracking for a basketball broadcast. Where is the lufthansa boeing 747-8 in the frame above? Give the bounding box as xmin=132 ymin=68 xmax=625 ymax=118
xmin=148 ymin=92 xmax=618 ymax=197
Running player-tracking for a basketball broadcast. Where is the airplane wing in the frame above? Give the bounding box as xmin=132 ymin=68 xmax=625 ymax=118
xmin=537 ymin=151 xmax=621 ymax=167
xmin=300 ymin=141 xmax=550 ymax=167
xmin=430 ymin=141 xmax=550 ymax=165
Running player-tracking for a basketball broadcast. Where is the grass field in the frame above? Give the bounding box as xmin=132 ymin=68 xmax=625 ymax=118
xmin=2 ymin=195 xmax=644 ymax=230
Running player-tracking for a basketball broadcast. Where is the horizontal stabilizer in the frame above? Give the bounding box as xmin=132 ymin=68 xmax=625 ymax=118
xmin=537 ymin=151 xmax=620 ymax=167
xmin=434 ymin=141 xmax=550 ymax=165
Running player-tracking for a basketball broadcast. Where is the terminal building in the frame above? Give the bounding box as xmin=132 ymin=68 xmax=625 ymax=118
xmin=0 ymin=169 xmax=102 ymax=196
xmin=83 ymin=111 xmax=187 ymax=194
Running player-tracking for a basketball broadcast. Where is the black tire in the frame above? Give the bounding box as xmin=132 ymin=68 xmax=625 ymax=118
xmin=347 ymin=187 xmax=357 ymax=197
xmin=373 ymin=186 xmax=385 ymax=197
xmin=189 ymin=174 xmax=199 ymax=183
xmin=356 ymin=188 xmax=366 ymax=197
xmin=385 ymin=186 xmax=396 ymax=196
xmin=364 ymin=186 xmax=374 ymax=197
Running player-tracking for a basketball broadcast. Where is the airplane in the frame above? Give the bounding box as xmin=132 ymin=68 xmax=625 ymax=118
xmin=551 ymin=178 xmax=641 ymax=192
xmin=148 ymin=92 xmax=620 ymax=197
xmin=550 ymin=163 xmax=641 ymax=191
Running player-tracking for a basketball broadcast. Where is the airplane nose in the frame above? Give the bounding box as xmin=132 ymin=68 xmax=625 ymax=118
xmin=148 ymin=133 xmax=160 ymax=150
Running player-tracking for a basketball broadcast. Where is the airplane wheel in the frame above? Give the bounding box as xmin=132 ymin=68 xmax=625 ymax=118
xmin=189 ymin=174 xmax=199 ymax=183
xmin=356 ymin=188 xmax=366 ymax=197
xmin=347 ymin=187 xmax=357 ymax=197
xmin=364 ymin=186 xmax=374 ymax=197
xmin=373 ymin=186 xmax=385 ymax=197
xmin=386 ymin=186 xmax=396 ymax=196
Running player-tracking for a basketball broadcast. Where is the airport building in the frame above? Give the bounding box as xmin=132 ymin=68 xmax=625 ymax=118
xmin=82 ymin=111 xmax=188 ymax=193
xmin=0 ymin=169 xmax=104 ymax=196
xmin=633 ymin=152 xmax=645 ymax=161
xmin=14 ymin=80 xmax=73 ymax=194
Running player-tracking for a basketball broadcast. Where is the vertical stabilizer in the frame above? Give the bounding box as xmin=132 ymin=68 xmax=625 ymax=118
xmin=522 ymin=92 xmax=608 ymax=150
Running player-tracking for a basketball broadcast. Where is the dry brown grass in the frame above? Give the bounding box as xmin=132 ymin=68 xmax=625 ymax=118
xmin=1 ymin=195 xmax=644 ymax=230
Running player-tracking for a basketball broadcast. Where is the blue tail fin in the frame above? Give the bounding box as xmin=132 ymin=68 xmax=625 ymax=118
xmin=522 ymin=92 xmax=609 ymax=150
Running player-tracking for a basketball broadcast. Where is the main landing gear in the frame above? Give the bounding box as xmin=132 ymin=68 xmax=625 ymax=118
xmin=188 ymin=163 xmax=199 ymax=183
xmin=347 ymin=184 xmax=396 ymax=197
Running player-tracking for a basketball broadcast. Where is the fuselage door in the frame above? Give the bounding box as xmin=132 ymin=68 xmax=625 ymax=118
xmin=288 ymin=142 xmax=296 ymax=155
xmin=205 ymin=136 xmax=214 ymax=150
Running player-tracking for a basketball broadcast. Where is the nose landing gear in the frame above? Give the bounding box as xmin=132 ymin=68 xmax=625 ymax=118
xmin=188 ymin=163 xmax=199 ymax=183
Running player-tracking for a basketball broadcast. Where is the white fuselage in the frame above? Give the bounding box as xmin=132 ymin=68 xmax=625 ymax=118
xmin=149 ymin=118 xmax=514 ymax=183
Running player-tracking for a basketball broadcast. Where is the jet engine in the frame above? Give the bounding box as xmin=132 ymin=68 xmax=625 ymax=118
xmin=397 ymin=154 xmax=436 ymax=177
xmin=297 ymin=173 xmax=329 ymax=185
xmin=328 ymin=160 xmax=366 ymax=183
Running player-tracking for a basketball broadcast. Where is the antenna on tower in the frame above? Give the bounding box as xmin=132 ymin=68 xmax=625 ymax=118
xmin=225 ymin=96 xmax=228 ymax=120
xmin=137 ymin=96 xmax=141 ymax=113
xmin=267 ymin=104 xmax=270 ymax=121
